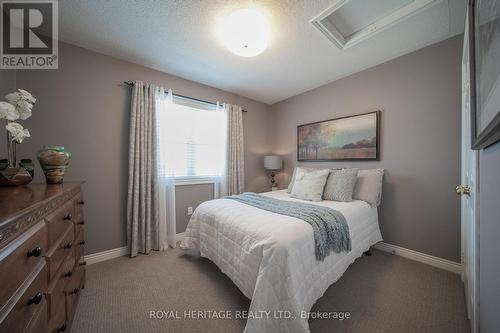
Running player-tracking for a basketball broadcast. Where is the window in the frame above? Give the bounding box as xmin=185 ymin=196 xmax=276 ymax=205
xmin=157 ymin=97 xmax=226 ymax=180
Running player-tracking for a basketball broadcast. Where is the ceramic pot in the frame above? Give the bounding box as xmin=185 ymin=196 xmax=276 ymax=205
xmin=37 ymin=146 xmax=71 ymax=184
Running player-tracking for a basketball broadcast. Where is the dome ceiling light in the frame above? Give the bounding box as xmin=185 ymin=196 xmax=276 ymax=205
xmin=216 ymin=8 xmax=271 ymax=57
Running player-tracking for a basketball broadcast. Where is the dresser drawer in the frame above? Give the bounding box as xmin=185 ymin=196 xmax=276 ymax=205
xmin=74 ymin=218 xmax=85 ymax=237
xmin=47 ymin=301 xmax=66 ymax=333
xmin=24 ymin=299 xmax=47 ymax=333
xmin=64 ymin=265 xmax=85 ymax=295
xmin=46 ymin=271 xmax=66 ymax=322
xmin=74 ymin=231 xmax=84 ymax=266
xmin=73 ymin=193 xmax=85 ymax=220
xmin=60 ymin=247 xmax=76 ymax=284
xmin=45 ymin=226 xmax=74 ymax=282
xmin=45 ymin=200 xmax=75 ymax=246
xmin=47 ymin=246 xmax=76 ymax=321
xmin=0 ymin=222 xmax=47 ymax=309
xmin=65 ymin=267 xmax=85 ymax=322
xmin=0 ymin=261 xmax=47 ymax=333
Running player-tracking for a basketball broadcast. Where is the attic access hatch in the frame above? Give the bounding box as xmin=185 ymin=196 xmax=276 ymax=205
xmin=311 ymin=0 xmax=444 ymax=50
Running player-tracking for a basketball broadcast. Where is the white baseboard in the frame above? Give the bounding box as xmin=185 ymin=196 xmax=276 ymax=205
xmin=373 ymin=242 xmax=462 ymax=274
xmin=85 ymin=233 xmax=186 ymax=265
xmin=84 ymin=246 xmax=128 ymax=265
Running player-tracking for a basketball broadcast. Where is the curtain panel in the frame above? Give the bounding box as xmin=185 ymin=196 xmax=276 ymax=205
xmin=224 ymin=103 xmax=245 ymax=195
xmin=126 ymin=81 xmax=176 ymax=257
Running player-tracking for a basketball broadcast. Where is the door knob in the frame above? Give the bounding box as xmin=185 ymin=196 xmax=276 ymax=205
xmin=456 ymin=185 xmax=471 ymax=196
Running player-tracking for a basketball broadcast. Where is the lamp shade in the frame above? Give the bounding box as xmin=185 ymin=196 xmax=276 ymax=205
xmin=264 ymin=155 xmax=282 ymax=170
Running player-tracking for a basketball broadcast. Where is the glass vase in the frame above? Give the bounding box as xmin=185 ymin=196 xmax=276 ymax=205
xmin=7 ymin=131 xmax=16 ymax=168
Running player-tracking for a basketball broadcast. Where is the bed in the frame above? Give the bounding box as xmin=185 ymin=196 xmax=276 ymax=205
xmin=181 ymin=189 xmax=382 ymax=333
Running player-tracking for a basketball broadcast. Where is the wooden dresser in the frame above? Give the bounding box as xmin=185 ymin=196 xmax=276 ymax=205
xmin=0 ymin=182 xmax=86 ymax=333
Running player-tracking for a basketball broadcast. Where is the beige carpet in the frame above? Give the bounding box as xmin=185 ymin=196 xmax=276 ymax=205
xmin=71 ymin=249 xmax=470 ymax=333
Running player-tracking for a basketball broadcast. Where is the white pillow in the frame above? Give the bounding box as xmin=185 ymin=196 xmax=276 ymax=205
xmin=287 ymin=167 xmax=322 ymax=193
xmin=353 ymin=169 xmax=385 ymax=207
xmin=290 ymin=168 xmax=330 ymax=202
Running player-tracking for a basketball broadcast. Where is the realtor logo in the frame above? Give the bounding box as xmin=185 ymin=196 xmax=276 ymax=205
xmin=1 ymin=0 xmax=58 ymax=69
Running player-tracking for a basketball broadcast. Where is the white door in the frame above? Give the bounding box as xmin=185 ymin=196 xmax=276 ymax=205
xmin=460 ymin=10 xmax=479 ymax=333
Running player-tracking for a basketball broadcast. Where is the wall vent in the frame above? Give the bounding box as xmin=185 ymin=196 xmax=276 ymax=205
xmin=311 ymin=0 xmax=444 ymax=50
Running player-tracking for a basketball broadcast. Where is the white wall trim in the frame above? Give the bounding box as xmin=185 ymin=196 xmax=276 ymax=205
xmin=85 ymin=233 xmax=187 ymax=265
xmin=373 ymin=242 xmax=463 ymax=274
xmin=84 ymin=246 xmax=128 ymax=265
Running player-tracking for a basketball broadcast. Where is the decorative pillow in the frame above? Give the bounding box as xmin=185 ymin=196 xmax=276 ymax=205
xmin=323 ymin=168 xmax=359 ymax=202
xmin=353 ymin=169 xmax=385 ymax=207
xmin=287 ymin=167 xmax=316 ymax=193
xmin=290 ymin=168 xmax=330 ymax=202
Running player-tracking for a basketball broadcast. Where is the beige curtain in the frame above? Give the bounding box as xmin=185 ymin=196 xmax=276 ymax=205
xmin=126 ymin=81 xmax=160 ymax=257
xmin=224 ymin=103 xmax=245 ymax=195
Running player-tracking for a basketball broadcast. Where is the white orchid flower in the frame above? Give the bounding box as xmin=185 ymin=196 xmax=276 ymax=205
xmin=0 ymin=101 xmax=19 ymax=121
xmin=16 ymin=100 xmax=33 ymax=120
xmin=4 ymin=89 xmax=35 ymax=121
xmin=18 ymin=89 xmax=36 ymax=103
xmin=6 ymin=122 xmax=31 ymax=143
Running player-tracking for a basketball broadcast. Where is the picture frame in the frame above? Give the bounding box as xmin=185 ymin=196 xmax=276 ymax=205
xmin=469 ymin=0 xmax=500 ymax=149
xmin=297 ymin=111 xmax=380 ymax=161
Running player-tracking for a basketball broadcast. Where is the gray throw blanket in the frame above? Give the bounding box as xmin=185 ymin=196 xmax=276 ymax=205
xmin=224 ymin=192 xmax=351 ymax=261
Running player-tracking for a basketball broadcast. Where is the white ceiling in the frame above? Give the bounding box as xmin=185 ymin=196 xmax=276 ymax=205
xmin=59 ymin=0 xmax=466 ymax=104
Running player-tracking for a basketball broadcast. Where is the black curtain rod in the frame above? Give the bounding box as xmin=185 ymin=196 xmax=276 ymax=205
xmin=123 ymin=81 xmax=247 ymax=112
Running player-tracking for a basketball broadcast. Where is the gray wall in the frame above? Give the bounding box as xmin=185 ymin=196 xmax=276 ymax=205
xmin=175 ymin=184 xmax=214 ymax=233
xmin=16 ymin=42 xmax=273 ymax=255
xmin=0 ymin=70 xmax=16 ymax=94
xmin=479 ymin=142 xmax=500 ymax=333
xmin=270 ymin=36 xmax=462 ymax=262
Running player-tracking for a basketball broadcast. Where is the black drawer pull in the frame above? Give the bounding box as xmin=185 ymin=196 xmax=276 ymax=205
xmin=63 ymin=243 xmax=72 ymax=250
xmin=64 ymin=271 xmax=73 ymax=278
xmin=77 ymin=221 xmax=85 ymax=225
xmin=79 ymin=240 xmax=85 ymax=245
xmin=70 ymin=288 xmax=79 ymax=295
xmin=63 ymin=213 xmax=72 ymax=221
xmin=79 ymin=261 xmax=87 ymax=266
xmin=27 ymin=292 xmax=43 ymax=305
xmin=27 ymin=246 xmax=42 ymax=258
xmin=78 ymin=200 xmax=85 ymax=205
xmin=57 ymin=324 xmax=66 ymax=332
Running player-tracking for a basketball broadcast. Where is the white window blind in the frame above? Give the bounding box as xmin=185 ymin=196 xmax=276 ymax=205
xmin=157 ymin=99 xmax=226 ymax=179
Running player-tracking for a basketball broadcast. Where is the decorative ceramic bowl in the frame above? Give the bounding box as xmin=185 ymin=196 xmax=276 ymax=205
xmin=37 ymin=146 xmax=71 ymax=184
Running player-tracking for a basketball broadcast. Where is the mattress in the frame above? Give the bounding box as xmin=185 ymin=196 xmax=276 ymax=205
xmin=181 ymin=190 xmax=383 ymax=333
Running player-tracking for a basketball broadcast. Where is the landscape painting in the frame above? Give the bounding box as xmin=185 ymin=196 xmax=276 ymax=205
xmin=297 ymin=111 xmax=380 ymax=161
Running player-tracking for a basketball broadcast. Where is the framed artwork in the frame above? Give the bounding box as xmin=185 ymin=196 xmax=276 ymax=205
xmin=297 ymin=111 xmax=380 ymax=161
xmin=470 ymin=0 xmax=500 ymax=149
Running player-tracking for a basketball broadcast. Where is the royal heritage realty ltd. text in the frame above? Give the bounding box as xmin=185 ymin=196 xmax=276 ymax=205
xmin=149 ymin=310 xmax=351 ymax=321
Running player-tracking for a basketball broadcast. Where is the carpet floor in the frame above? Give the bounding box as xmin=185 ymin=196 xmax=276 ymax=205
xmin=70 ymin=249 xmax=470 ymax=333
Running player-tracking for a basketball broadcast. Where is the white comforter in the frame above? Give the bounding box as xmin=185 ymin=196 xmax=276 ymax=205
xmin=181 ymin=190 xmax=382 ymax=333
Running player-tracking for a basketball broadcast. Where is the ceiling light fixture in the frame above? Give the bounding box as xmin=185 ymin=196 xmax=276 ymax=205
xmin=216 ymin=8 xmax=271 ymax=57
